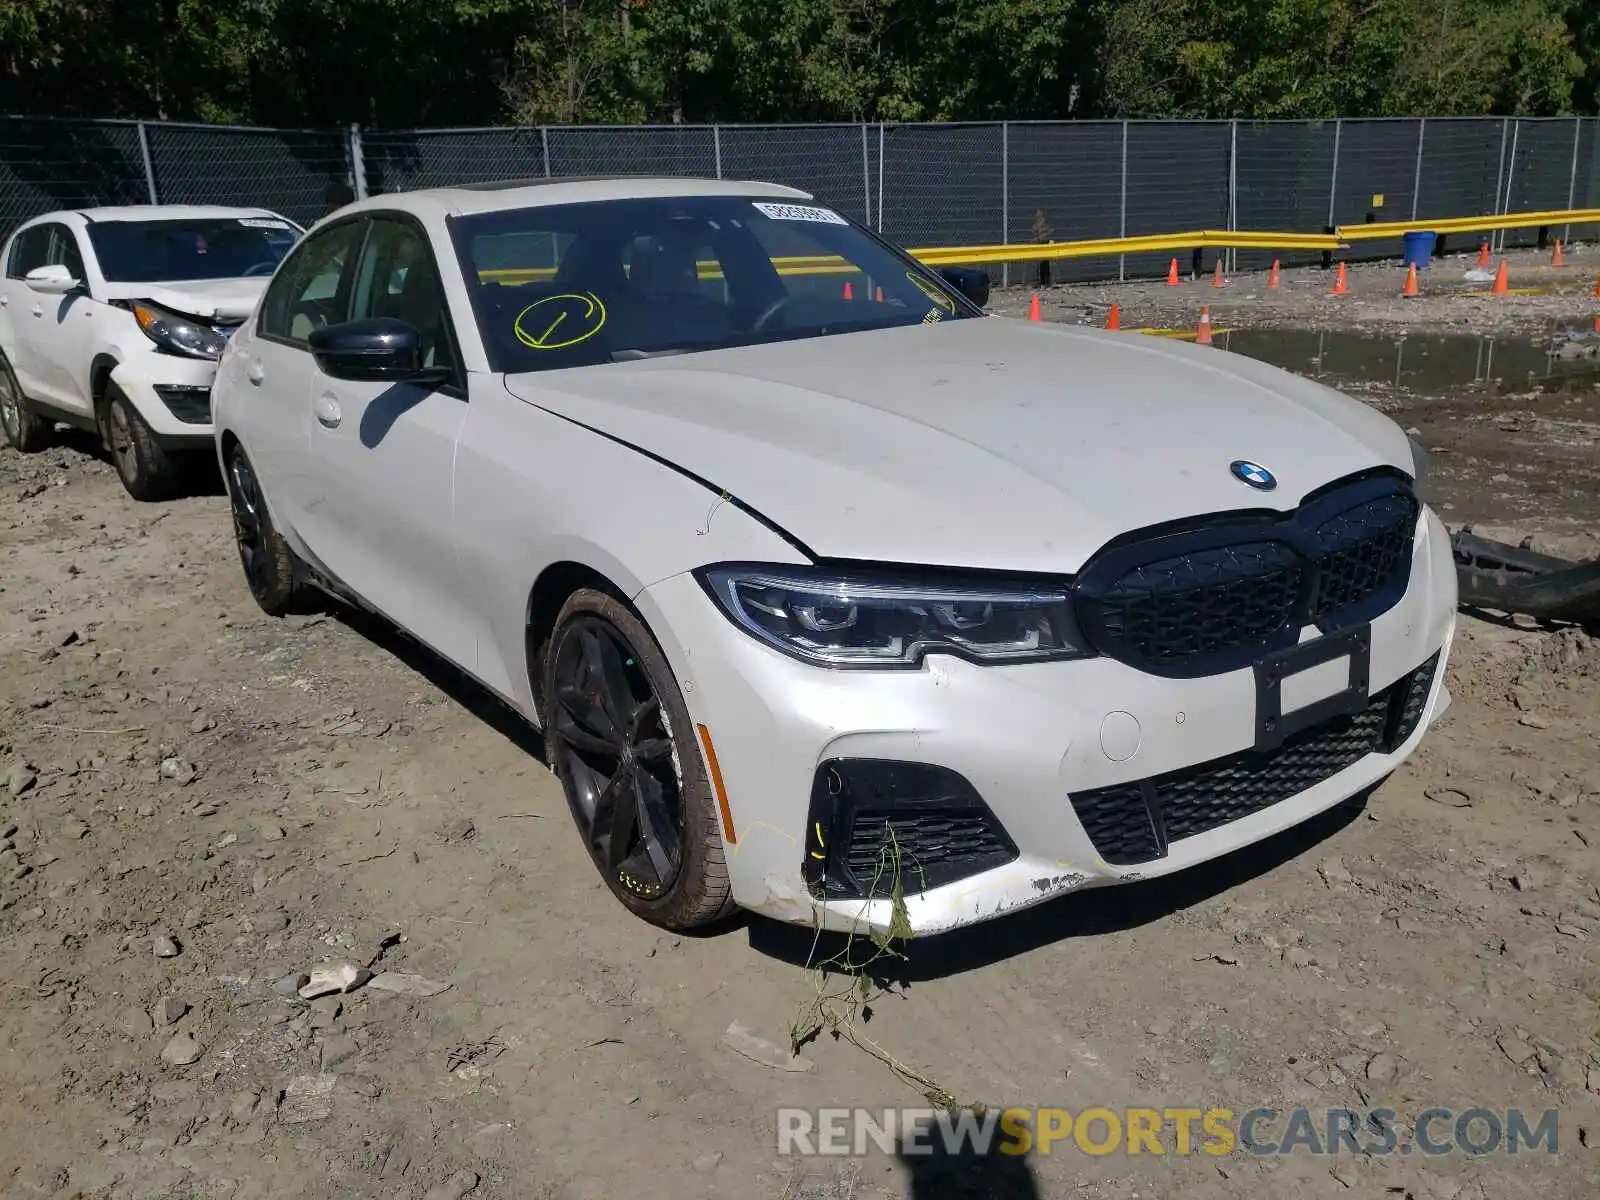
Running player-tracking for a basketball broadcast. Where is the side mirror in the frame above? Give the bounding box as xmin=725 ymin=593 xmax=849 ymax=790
xmin=937 ymin=266 xmax=990 ymax=309
xmin=25 ymin=264 xmax=82 ymax=295
xmin=307 ymin=318 xmax=449 ymax=384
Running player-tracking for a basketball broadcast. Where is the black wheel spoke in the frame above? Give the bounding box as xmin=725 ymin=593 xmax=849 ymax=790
xmin=554 ymin=684 xmax=622 ymax=755
xmin=633 ymin=768 xmax=679 ymax=882
xmin=598 ymin=768 xmax=639 ymax=872
xmin=632 ymin=737 xmax=672 ymax=762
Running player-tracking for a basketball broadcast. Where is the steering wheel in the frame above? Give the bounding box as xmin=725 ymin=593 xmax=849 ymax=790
xmin=242 ymin=261 xmax=278 ymax=277
xmin=749 ymin=293 xmax=798 ymax=333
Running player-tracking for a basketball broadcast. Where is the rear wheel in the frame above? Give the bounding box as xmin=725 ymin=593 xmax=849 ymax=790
xmin=224 ymin=443 xmax=301 ymax=615
xmin=0 ymin=352 xmax=49 ymax=453
xmin=102 ymin=383 xmax=178 ymax=501
xmin=542 ymin=589 xmax=733 ymax=929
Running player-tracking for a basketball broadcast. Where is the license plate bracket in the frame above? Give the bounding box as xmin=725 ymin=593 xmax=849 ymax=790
xmin=1253 ymin=626 xmax=1371 ymax=751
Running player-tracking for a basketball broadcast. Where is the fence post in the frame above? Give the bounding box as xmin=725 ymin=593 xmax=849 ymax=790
xmin=1410 ymin=117 xmax=1425 ymax=221
xmin=1227 ymin=118 xmax=1238 ymax=274
xmin=347 ymin=124 xmax=367 ymax=200
xmin=1000 ymin=122 xmax=1009 ymax=289
xmin=1565 ymin=115 xmax=1581 ymax=243
xmin=876 ymin=123 xmax=885 ymax=231
xmin=1326 ymin=118 xmax=1342 ymax=230
xmin=713 ymin=124 xmax=723 ymax=180
xmin=136 ymin=121 xmax=159 ymax=205
xmin=860 ymin=123 xmax=871 ymax=225
xmin=540 ymin=127 xmax=551 ymax=178
xmin=1499 ymin=119 xmax=1520 ymax=253
xmin=1492 ymin=118 xmax=1509 ymax=253
xmin=1119 ymin=119 xmax=1129 ymax=282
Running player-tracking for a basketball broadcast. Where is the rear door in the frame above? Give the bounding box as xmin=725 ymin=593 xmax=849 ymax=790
xmin=0 ymin=225 xmax=51 ymax=397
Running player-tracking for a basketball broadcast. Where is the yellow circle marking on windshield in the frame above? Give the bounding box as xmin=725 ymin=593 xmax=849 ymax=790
xmin=906 ymin=272 xmax=957 ymax=315
xmin=514 ymin=291 xmax=607 ymax=351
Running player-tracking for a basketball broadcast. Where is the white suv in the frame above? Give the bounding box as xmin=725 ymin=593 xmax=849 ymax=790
xmin=0 ymin=205 xmax=302 ymax=499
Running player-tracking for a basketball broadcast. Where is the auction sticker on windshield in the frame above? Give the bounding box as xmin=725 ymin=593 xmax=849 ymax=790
xmin=237 ymin=217 xmax=293 ymax=229
xmin=752 ymin=203 xmax=848 ymax=225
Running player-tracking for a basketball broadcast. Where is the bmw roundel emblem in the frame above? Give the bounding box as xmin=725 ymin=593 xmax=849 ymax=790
xmin=1230 ymin=460 xmax=1277 ymax=491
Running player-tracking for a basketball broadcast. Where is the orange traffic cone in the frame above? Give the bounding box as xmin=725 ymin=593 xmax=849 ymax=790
xmin=1477 ymin=241 xmax=1491 ymax=267
xmin=1195 ymin=306 xmax=1213 ymax=346
xmin=1213 ymin=259 xmax=1226 ymax=288
xmin=1551 ymin=239 xmax=1567 ymax=268
xmin=1165 ymin=258 xmax=1181 ymax=287
xmin=842 ymin=280 xmax=854 ymax=300
xmin=1402 ymin=263 xmax=1419 ymax=298
xmin=1028 ymin=293 xmax=1042 ymax=322
xmin=1268 ymin=259 xmax=1281 ymax=290
xmin=1491 ymin=260 xmax=1509 ymax=295
xmin=1593 ymin=275 xmax=1600 ymax=299
xmin=1331 ymin=262 xmax=1349 ymax=295
xmin=1105 ymin=303 xmax=1121 ymax=331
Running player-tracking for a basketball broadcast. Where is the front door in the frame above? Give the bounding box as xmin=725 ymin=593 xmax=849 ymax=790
xmin=20 ymin=223 xmax=94 ymax=416
xmin=300 ymin=214 xmax=474 ymax=670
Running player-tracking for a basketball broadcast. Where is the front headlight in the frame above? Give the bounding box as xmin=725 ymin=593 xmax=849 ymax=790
xmin=132 ymin=302 xmax=229 ymax=360
xmin=697 ymin=564 xmax=1090 ymax=668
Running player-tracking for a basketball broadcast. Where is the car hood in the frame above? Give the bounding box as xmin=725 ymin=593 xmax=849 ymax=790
xmin=503 ymin=318 xmax=1414 ymax=574
xmin=99 ymin=277 xmax=268 ymax=322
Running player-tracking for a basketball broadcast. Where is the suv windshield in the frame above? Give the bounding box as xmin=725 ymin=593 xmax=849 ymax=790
xmin=449 ymin=196 xmax=979 ymax=373
xmin=88 ymin=216 xmax=300 ymax=283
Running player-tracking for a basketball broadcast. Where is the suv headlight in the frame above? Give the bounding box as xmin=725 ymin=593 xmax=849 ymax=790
xmin=132 ymin=302 xmax=229 ymax=360
xmin=697 ymin=564 xmax=1090 ymax=668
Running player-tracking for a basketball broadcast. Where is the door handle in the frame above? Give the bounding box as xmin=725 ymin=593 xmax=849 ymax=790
xmin=30 ymin=304 xmax=41 ymax=318
xmin=0 ymin=295 xmax=8 ymax=308
xmin=246 ymin=359 xmax=264 ymax=386
xmin=313 ymin=393 xmax=342 ymax=429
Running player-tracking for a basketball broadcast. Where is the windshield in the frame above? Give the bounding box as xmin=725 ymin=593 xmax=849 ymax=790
xmin=88 ymin=216 xmax=301 ymax=283
xmin=449 ymin=196 xmax=980 ymax=373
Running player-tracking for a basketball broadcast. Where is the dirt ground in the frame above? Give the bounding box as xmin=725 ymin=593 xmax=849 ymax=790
xmin=2 ymin=263 xmax=1599 ymax=1200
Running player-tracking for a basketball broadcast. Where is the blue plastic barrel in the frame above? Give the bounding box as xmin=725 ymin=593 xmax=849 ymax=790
xmin=1402 ymin=230 xmax=1437 ymax=269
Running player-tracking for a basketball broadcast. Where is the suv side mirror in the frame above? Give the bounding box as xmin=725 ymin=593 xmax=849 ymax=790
xmin=308 ymin=318 xmax=450 ymax=385
xmin=937 ymin=266 xmax=990 ymax=309
xmin=25 ymin=264 xmax=83 ymax=295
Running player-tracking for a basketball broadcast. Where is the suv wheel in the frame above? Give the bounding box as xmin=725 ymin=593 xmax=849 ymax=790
xmin=224 ymin=443 xmax=301 ymax=615
xmin=0 ymin=351 xmax=50 ymax=452
xmin=542 ymin=589 xmax=734 ymax=930
xmin=102 ymin=383 xmax=179 ymax=501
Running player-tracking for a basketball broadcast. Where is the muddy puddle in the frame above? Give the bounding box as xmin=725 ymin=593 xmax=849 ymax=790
xmin=1219 ymin=327 xmax=1600 ymax=396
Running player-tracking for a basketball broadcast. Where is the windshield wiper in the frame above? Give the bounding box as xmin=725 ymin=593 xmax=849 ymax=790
xmin=610 ymin=347 xmax=696 ymax=361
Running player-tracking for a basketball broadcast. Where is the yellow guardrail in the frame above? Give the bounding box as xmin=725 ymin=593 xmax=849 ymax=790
xmin=1336 ymin=207 xmax=1600 ymax=241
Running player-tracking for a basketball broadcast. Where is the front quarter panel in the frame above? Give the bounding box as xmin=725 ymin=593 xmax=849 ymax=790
xmin=455 ymin=376 xmax=809 ymax=713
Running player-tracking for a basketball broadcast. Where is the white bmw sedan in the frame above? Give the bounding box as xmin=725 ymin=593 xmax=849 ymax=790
xmin=212 ymin=178 xmax=1456 ymax=937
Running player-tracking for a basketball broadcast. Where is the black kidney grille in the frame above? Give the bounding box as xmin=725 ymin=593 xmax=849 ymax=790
xmin=1070 ymin=656 xmax=1438 ymax=866
xmin=842 ymin=809 xmax=1015 ymax=893
xmin=1076 ymin=478 xmax=1419 ymax=673
xmin=1309 ymin=493 xmax=1418 ymax=620
xmin=1096 ymin=541 xmax=1304 ymax=662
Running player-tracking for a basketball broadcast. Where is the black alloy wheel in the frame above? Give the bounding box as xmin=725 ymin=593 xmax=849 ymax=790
xmin=548 ymin=614 xmax=685 ymax=899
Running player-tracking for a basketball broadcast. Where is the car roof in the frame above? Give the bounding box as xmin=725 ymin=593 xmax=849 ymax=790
xmin=69 ymin=204 xmax=289 ymax=224
xmin=342 ymin=176 xmax=814 ymax=220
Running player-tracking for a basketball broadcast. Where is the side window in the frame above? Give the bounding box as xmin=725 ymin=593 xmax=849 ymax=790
xmin=44 ymin=226 xmax=86 ymax=280
xmin=7 ymin=226 xmax=50 ymax=278
xmin=349 ymin=217 xmax=456 ymax=374
xmin=259 ymin=220 xmax=365 ymax=345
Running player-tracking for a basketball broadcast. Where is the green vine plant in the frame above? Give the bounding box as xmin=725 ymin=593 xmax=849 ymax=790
xmin=788 ymin=826 xmax=966 ymax=1113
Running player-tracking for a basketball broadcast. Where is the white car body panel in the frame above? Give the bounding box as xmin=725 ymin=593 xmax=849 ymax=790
xmin=0 ymin=205 xmax=297 ymax=444
xmin=212 ymin=177 xmax=1458 ymax=937
xmin=502 ymin=318 xmax=1413 ymax=573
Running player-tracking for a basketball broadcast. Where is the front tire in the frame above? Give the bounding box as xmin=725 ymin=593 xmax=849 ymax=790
xmin=0 ymin=351 xmax=50 ymax=453
xmin=223 ymin=443 xmax=300 ymax=616
xmin=102 ymin=383 xmax=178 ymax=501
xmin=542 ymin=589 xmax=733 ymax=930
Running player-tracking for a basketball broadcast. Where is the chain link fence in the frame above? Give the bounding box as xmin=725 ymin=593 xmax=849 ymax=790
xmin=5 ymin=115 xmax=1599 ymax=281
